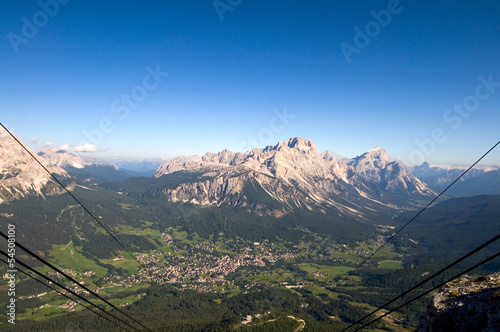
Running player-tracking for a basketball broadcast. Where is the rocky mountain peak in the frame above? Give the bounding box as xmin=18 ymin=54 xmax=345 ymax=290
xmin=154 ymin=137 xmax=321 ymax=178
xmin=151 ymin=137 xmax=437 ymax=216
xmin=0 ymin=129 xmax=68 ymax=203
xmin=420 ymin=161 xmax=431 ymax=169
xmin=38 ymin=147 xmax=89 ymax=169
xmin=321 ymin=150 xmax=344 ymax=163
xmin=270 ymin=137 xmax=318 ymax=155
xmin=352 ymin=146 xmax=392 ymax=166
xmin=348 ymin=146 xmax=394 ymax=181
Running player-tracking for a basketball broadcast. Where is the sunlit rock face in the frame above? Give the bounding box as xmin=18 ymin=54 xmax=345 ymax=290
xmin=0 ymin=129 xmax=68 ymax=203
xmin=153 ymin=137 xmax=436 ymax=216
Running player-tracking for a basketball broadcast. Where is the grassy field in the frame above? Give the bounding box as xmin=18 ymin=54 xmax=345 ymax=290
xmin=331 ymin=251 xmax=364 ymax=262
xmin=378 ymin=260 xmax=402 ymax=269
xmin=99 ymin=282 xmax=150 ymax=296
xmin=18 ymin=298 xmax=79 ymax=321
xmin=48 ymin=241 xmax=107 ymax=276
xmin=303 ymin=285 xmax=329 ymax=295
xmin=246 ymin=274 xmax=281 ymax=283
xmin=100 ymin=252 xmax=141 ymax=275
xmin=172 ymin=230 xmax=205 ymax=246
xmin=299 ymin=263 xmax=354 ymax=279
xmin=215 ymin=246 xmax=236 ymax=254
xmin=372 ymin=246 xmax=399 ymax=259
xmin=108 ymin=294 xmax=145 ymax=307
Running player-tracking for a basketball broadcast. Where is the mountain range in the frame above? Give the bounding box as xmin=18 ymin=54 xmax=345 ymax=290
xmin=148 ymin=137 xmax=435 ymax=219
xmin=411 ymin=162 xmax=500 ymax=197
xmin=2 ymin=133 xmax=499 ymax=215
xmin=38 ymin=147 xmax=135 ymax=183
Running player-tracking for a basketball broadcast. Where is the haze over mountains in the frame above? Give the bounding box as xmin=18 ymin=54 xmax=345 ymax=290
xmin=38 ymin=147 xmax=134 ymax=183
xmin=2 ymin=132 xmax=499 ymax=209
xmin=411 ymin=162 xmax=500 ymax=196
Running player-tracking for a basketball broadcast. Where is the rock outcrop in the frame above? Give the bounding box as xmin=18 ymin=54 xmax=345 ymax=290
xmin=0 ymin=128 xmax=68 ymax=203
xmin=418 ymin=273 xmax=500 ymax=332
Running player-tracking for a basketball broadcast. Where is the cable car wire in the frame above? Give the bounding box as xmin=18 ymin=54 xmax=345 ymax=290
xmin=0 ymin=123 xmax=146 ymax=271
xmin=0 ymin=257 xmax=133 ymax=331
xmin=334 ymin=140 xmax=500 ymax=289
xmin=350 ymin=250 xmax=500 ymax=331
xmin=0 ymin=233 xmax=153 ymax=332
xmin=0 ymin=250 xmax=141 ymax=332
xmin=341 ymin=232 xmax=500 ymax=331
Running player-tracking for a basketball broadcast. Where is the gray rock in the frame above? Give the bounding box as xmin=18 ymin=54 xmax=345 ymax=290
xmin=418 ymin=273 xmax=500 ymax=332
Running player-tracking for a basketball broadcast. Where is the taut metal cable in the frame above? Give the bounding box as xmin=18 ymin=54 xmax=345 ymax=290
xmin=341 ymin=232 xmax=500 ymax=331
xmin=307 ymin=140 xmax=500 ymax=323
xmin=0 ymin=250 xmax=140 ymax=332
xmin=351 ymin=250 xmax=500 ymax=331
xmin=0 ymin=232 xmax=153 ymax=332
xmin=0 ymin=123 xmax=147 ymax=271
xmin=334 ymin=140 xmax=500 ymax=289
xmin=0 ymin=257 xmax=132 ymax=331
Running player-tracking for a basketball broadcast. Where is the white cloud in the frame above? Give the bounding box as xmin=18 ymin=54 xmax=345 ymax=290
xmin=73 ymin=143 xmax=99 ymax=152
xmin=43 ymin=141 xmax=53 ymax=147
xmin=59 ymin=143 xmax=72 ymax=150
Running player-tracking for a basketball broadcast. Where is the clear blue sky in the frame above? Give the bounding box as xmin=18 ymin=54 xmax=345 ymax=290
xmin=1 ymin=0 xmax=499 ymax=165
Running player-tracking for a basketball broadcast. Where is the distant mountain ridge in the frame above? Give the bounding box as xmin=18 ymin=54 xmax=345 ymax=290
xmin=38 ymin=147 xmax=133 ymax=183
xmin=410 ymin=162 xmax=500 ymax=196
xmin=150 ymin=137 xmax=436 ymax=217
xmin=93 ymin=157 xmax=167 ymax=176
xmin=38 ymin=147 xmax=91 ymax=169
xmin=448 ymin=168 xmax=500 ymax=196
xmin=13 ymin=134 xmax=492 ymax=216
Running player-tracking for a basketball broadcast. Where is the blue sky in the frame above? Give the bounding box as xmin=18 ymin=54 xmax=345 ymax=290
xmin=1 ymin=0 xmax=499 ymax=165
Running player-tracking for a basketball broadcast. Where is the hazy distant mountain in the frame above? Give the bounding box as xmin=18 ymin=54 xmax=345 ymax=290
xmin=411 ymin=162 xmax=485 ymax=190
xmin=150 ymin=138 xmax=436 ymax=218
xmin=38 ymin=148 xmax=132 ymax=182
xmin=410 ymin=162 xmax=499 ymax=196
xmin=0 ymin=132 xmax=68 ymax=203
xmin=38 ymin=147 xmax=91 ymax=169
xmin=446 ymin=168 xmax=500 ymax=196
xmin=95 ymin=157 xmax=167 ymax=177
